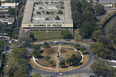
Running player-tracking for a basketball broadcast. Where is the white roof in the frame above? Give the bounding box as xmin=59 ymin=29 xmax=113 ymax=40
xmin=1 ymin=3 xmax=19 ymax=7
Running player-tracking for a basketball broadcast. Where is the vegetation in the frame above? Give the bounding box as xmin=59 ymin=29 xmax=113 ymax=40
xmin=71 ymin=0 xmax=98 ymax=38
xmin=58 ymin=10 xmax=63 ymax=14
xmin=8 ymin=47 xmax=29 ymax=77
xmin=94 ymin=4 xmax=105 ymax=16
xmin=90 ymin=42 xmax=113 ymax=59
xmin=67 ymin=54 xmax=81 ymax=65
xmin=32 ymin=73 xmax=42 ymax=77
xmin=29 ymin=32 xmax=36 ymax=42
xmin=33 ymin=45 xmax=41 ymax=58
xmin=74 ymin=43 xmax=80 ymax=50
xmin=31 ymin=31 xmax=63 ymax=41
xmin=55 ymin=16 xmax=60 ymax=20
xmin=91 ymin=61 xmax=116 ymax=77
xmin=42 ymin=42 xmax=50 ymax=48
xmin=36 ymin=47 xmax=57 ymax=67
xmin=80 ymin=21 xmax=97 ymax=38
xmin=36 ymin=11 xmax=41 ymax=14
xmin=60 ymin=29 xmax=72 ymax=38
xmin=46 ymin=11 xmax=51 ymax=14
xmin=59 ymin=60 xmax=66 ymax=67
xmin=8 ymin=7 xmax=15 ymax=17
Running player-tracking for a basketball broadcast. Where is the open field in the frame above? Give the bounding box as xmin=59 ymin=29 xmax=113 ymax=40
xmin=61 ymin=47 xmax=81 ymax=60
xmin=36 ymin=47 xmax=58 ymax=68
xmin=31 ymin=31 xmax=63 ymax=41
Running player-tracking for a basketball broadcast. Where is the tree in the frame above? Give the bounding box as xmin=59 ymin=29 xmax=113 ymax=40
xmin=55 ymin=16 xmax=60 ymax=20
xmin=94 ymin=4 xmax=105 ymax=16
xmin=82 ymin=10 xmax=96 ymax=22
xmin=90 ymin=42 xmax=112 ymax=59
xmin=74 ymin=43 xmax=80 ymax=50
xmin=0 ymin=40 xmax=5 ymax=54
xmin=12 ymin=47 xmax=29 ymax=77
xmin=34 ymin=45 xmax=40 ymax=50
xmin=36 ymin=11 xmax=41 ymax=14
xmin=58 ymin=10 xmax=63 ymax=14
xmin=92 ymin=30 xmax=103 ymax=41
xmin=29 ymin=32 xmax=35 ymax=42
xmin=8 ymin=7 xmax=15 ymax=17
xmin=91 ymin=61 xmax=116 ymax=77
xmin=33 ymin=45 xmax=41 ymax=58
xmin=49 ymin=61 xmax=54 ymax=65
xmin=32 ymin=73 xmax=41 ymax=77
xmin=60 ymin=29 xmax=71 ymax=38
xmin=0 ymin=22 xmax=7 ymax=33
xmin=80 ymin=21 xmax=97 ymax=38
xmin=59 ymin=60 xmax=66 ymax=67
xmin=66 ymin=58 xmax=71 ymax=65
xmin=70 ymin=54 xmax=80 ymax=65
xmin=42 ymin=42 xmax=50 ymax=48
xmin=19 ymin=37 xmax=30 ymax=47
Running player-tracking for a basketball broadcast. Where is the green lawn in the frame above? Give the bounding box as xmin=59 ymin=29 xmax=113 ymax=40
xmin=31 ymin=31 xmax=63 ymax=41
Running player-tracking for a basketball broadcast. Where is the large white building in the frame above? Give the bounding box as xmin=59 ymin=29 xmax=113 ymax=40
xmin=21 ymin=0 xmax=73 ymax=34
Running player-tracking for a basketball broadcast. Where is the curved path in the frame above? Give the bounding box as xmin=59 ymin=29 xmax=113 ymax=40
xmin=29 ymin=40 xmax=97 ymax=77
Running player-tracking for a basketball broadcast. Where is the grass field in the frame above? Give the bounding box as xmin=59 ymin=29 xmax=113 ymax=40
xmin=31 ymin=31 xmax=63 ymax=41
xmin=36 ymin=47 xmax=58 ymax=68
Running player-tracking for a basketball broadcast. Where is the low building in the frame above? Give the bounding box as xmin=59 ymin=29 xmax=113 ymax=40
xmin=1 ymin=3 xmax=19 ymax=8
xmin=0 ymin=17 xmax=14 ymax=24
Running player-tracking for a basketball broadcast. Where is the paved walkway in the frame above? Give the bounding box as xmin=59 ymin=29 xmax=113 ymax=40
xmin=56 ymin=45 xmax=62 ymax=72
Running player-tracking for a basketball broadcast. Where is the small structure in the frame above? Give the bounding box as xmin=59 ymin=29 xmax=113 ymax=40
xmin=1 ymin=3 xmax=19 ymax=8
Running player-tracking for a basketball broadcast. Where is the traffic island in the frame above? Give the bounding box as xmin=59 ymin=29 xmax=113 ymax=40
xmin=29 ymin=45 xmax=89 ymax=72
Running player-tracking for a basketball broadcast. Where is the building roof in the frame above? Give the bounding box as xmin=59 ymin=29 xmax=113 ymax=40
xmin=22 ymin=0 xmax=73 ymax=25
xmin=1 ymin=3 xmax=19 ymax=7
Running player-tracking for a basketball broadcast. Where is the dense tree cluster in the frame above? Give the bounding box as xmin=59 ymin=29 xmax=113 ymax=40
xmin=66 ymin=54 xmax=81 ymax=65
xmin=94 ymin=4 xmax=105 ymax=16
xmin=71 ymin=0 xmax=100 ymax=38
xmin=33 ymin=45 xmax=41 ymax=58
xmin=90 ymin=42 xmax=113 ymax=59
xmin=8 ymin=47 xmax=29 ymax=77
xmin=59 ymin=54 xmax=81 ymax=67
xmin=91 ymin=61 xmax=116 ymax=77
xmin=71 ymin=0 xmax=106 ymax=38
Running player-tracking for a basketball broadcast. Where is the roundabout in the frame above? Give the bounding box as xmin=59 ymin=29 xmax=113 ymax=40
xmin=29 ymin=41 xmax=90 ymax=75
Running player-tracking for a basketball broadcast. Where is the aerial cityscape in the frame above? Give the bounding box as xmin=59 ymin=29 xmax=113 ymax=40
xmin=0 ymin=0 xmax=116 ymax=77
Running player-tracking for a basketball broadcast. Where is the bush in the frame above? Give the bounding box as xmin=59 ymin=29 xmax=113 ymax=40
xmin=47 ymin=49 xmax=55 ymax=54
xmin=36 ymin=11 xmax=41 ymax=14
xmin=42 ymin=42 xmax=50 ymax=48
xmin=60 ymin=48 xmax=66 ymax=53
xmin=58 ymin=10 xmax=63 ymax=14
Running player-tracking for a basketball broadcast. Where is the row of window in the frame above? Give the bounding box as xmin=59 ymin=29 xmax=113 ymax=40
xmin=32 ymin=24 xmax=62 ymax=27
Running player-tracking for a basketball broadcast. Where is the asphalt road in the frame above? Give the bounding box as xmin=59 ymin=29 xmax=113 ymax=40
xmin=30 ymin=41 xmax=97 ymax=77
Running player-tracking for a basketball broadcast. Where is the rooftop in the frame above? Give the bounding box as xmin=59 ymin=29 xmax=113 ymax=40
xmin=22 ymin=0 xmax=73 ymax=24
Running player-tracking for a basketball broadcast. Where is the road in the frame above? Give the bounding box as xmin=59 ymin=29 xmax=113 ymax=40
xmin=30 ymin=40 xmax=97 ymax=77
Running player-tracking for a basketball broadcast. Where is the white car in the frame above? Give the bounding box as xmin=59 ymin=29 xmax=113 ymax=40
xmin=59 ymin=73 xmax=63 ymax=75
xmin=54 ymin=41 xmax=58 ymax=44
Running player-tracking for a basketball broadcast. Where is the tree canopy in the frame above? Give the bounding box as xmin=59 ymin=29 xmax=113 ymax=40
xmin=80 ymin=21 xmax=97 ymax=38
xmin=91 ymin=61 xmax=116 ymax=77
xmin=94 ymin=4 xmax=105 ymax=16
